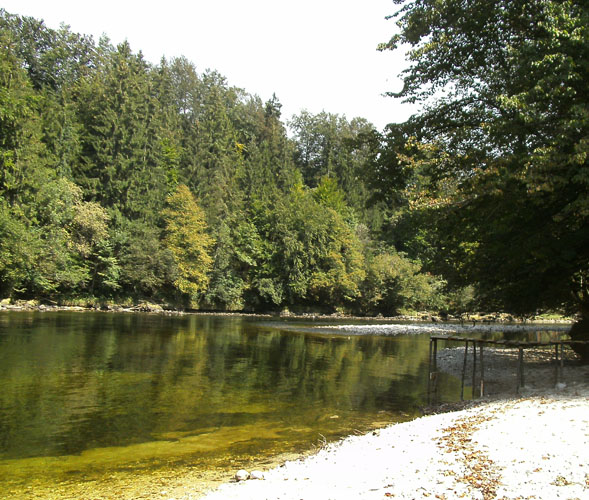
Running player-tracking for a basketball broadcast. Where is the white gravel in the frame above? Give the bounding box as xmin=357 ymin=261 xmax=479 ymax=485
xmin=201 ymin=380 xmax=588 ymax=500
xmin=319 ymin=322 xmax=570 ymax=336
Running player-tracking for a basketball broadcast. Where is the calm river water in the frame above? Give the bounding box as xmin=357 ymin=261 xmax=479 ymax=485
xmin=0 ymin=311 xmax=565 ymax=498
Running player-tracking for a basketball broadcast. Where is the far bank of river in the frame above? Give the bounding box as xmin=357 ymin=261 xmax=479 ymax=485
xmin=0 ymin=297 xmax=574 ymax=324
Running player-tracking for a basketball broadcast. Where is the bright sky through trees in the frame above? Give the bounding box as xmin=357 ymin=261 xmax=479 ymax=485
xmin=1 ymin=0 xmax=413 ymax=130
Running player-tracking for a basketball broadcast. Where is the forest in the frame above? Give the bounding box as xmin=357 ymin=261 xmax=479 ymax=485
xmin=0 ymin=1 xmax=587 ymax=327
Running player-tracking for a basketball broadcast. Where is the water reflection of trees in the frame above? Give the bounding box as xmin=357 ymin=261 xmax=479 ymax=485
xmin=0 ymin=312 xmax=437 ymax=460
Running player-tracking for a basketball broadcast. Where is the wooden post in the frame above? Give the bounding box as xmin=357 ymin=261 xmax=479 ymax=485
xmin=517 ymin=347 xmax=524 ymax=393
xmin=554 ymin=343 xmax=560 ymax=385
xmin=479 ymin=343 xmax=484 ymax=397
xmin=472 ymin=342 xmax=477 ymax=399
xmin=432 ymin=338 xmax=438 ymax=404
xmin=460 ymin=340 xmax=469 ymax=401
xmin=427 ymin=338 xmax=433 ymax=404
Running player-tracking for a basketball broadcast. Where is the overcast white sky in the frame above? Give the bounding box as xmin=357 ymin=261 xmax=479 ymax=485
xmin=2 ymin=0 xmax=416 ymax=130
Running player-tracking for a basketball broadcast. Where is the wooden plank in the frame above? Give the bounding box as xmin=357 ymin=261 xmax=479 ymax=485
xmin=517 ymin=347 xmax=525 ymax=393
xmin=554 ymin=344 xmax=560 ymax=385
xmin=559 ymin=343 xmax=564 ymax=381
xmin=427 ymin=338 xmax=433 ymax=404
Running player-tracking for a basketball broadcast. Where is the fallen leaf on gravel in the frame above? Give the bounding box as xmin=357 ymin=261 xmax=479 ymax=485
xmin=551 ymin=475 xmax=570 ymax=486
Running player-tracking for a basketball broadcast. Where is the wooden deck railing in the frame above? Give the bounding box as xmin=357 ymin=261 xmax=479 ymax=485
xmin=427 ymin=336 xmax=589 ymax=404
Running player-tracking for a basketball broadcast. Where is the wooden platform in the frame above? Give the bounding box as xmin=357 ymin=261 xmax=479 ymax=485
xmin=427 ymin=336 xmax=588 ymax=403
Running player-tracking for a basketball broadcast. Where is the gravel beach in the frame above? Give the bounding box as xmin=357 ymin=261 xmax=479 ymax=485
xmin=199 ymin=347 xmax=589 ymax=500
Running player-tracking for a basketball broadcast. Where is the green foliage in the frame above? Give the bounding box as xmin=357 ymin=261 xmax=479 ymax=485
xmin=73 ymin=41 xmax=171 ymax=222
xmin=0 ymin=31 xmax=50 ymax=208
xmin=382 ymin=0 xmax=589 ymax=317
xmin=163 ymin=185 xmax=214 ymax=300
xmin=233 ymin=94 xmax=294 ymax=204
xmin=289 ymin=111 xmax=379 ymax=222
xmin=117 ymin=220 xmax=172 ymax=297
xmin=204 ymin=214 xmax=269 ymax=311
xmin=361 ymin=250 xmax=446 ymax=315
xmin=0 ymin=9 xmax=467 ymax=315
xmin=263 ymin=183 xmax=366 ymax=309
xmin=0 ymin=178 xmax=114 ymax=297
xmin=0 ymin=199 xmax=40 ymax=295
xmin=0 ymin=9 xmax=96 ymax=90
xmin=313 ymin=176 xmax=348 ymax=215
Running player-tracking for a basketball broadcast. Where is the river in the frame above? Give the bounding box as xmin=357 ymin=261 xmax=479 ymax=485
xmin=0 ymin=311 xmax=566 ymax=498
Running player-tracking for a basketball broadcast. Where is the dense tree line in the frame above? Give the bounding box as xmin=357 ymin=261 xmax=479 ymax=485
xmin=0 ymin=9 xmax=443 ymax=314
xmin=2 ymin=1 xmax=587 ymax=339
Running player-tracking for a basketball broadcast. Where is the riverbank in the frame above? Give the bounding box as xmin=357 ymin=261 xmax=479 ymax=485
xmin=0 ymin=298 xmax=574 ymax=325
xmin=200 ymin=394 xmax=588 ymax=500
xmin=199 ymin=389 xmax=588 ymax=499
xmin=1 ymin=310 xmax=584 ymax=499
xmin=196 ymin=348 xmax=588 ymax=500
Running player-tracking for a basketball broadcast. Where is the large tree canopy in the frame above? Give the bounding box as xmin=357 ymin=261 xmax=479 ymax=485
xmin=380 ymin=0 xmax=589 ymax=319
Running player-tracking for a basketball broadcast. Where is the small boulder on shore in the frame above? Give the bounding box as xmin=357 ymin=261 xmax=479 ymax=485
xmin=234 ymin=469 xmax=249 ymax=481
xmin=249 ymin=470 xmax=264 ymax=480
xmin=234 ymin=469 xmax=265 ymax=481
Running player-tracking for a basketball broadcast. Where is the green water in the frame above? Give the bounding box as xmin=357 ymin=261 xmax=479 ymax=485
xmin=0 ymin=311 xmax=461 ymax=498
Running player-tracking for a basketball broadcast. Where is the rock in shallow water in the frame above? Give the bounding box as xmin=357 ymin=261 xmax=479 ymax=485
xmin=234 ymin=469 xmax=249 ymax=481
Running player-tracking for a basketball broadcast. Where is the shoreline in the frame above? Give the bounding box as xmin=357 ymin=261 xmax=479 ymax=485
xmin=199 ymin=391 xmax=588 ymax=500
xmin=0 ymin=300 xmax=574 ymax=325
xmin=196 ymin=347 xmax=588 ymax=500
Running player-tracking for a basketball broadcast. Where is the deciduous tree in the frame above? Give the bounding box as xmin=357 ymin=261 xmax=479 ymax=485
xmin=381 ymin=0 xmax=589 ymax=329
xmin=163 ymin=184 xmax=214 ymax=302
